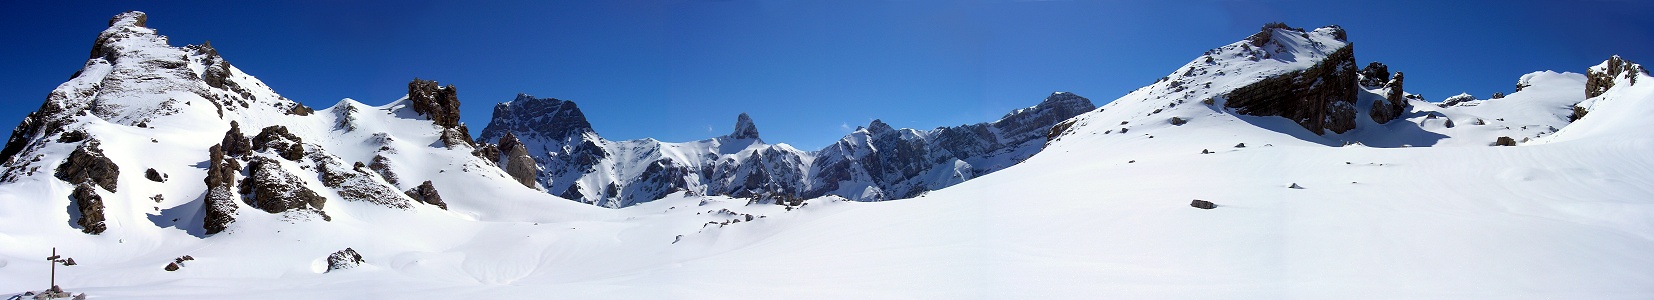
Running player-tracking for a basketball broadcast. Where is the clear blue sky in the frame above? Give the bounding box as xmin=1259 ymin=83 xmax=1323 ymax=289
xmin=3 ymin=0 xmax=1650 ymax=149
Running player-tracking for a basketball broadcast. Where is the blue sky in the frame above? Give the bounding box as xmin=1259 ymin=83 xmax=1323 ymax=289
xmin=3 ymin=0 xmax=1650 ymax=149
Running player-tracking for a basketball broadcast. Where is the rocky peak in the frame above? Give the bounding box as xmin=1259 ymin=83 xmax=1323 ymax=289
xmin=730 ymin=113 xmax=760 ymax=140
xmin=479 ymin=94 xmax=594 ymax=143
xmin=1247 ymin=22 xmax=1300 ymax=47
xmin=994 ymin=92 xmax=1096 ymax=143
xmin=866 ymin=119 xmax=895 ymax=135
xmin=1586 ymin=55 xmax=1645 ymax=98
xmin=109 ymin=11 xmax=147 ymax=27
xmin=1244 ymin=22 xmax=1342 ymax=47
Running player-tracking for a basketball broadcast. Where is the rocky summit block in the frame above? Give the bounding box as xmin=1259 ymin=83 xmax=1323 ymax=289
xmin=1225 ymin=44 xmax=1360 ymax=135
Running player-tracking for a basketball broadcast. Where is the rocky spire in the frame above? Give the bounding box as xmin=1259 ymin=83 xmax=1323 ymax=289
xmin=730 ymin=113 xmax=759 ymax=139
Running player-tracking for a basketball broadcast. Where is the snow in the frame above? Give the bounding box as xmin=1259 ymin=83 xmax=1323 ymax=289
xmin=3 ymin=15 xmax=1653 ymax=299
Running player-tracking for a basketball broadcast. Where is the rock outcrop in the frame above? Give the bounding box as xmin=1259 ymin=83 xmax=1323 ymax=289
xmin=403 ymin=180 xmax=448 ymax=210
xmin=407 ymin=79 xmax=474 ymax=148
xmin=407 ymin=79 xmax=464 ymax=129
xmin=203 ymin=144 xmax=239 ymax=235
xmin=251 ymin=125 xmax=305 ymax=161
xmin=1586 ymin=55 xmax=1644 ymax=99
xmin=1358 ymin=62 xmax=1389 ymax=88
xmin=313 ymin=155 xmax=411 ymax=210
xmin=71 ymin=183 xmax=107 ymax=234
xmin=1371 ymin=72 xmax=1408 ymax=123
xmin=238 ymin=157 xmax=328 ymax=220
xmin=221 ymin=122 xmax=253 ymax=157
xmin=325 ymin=248 xmax=365 ymax=272
xmin=55 ymin=141 xmax=120 ymax=192
xmin=497 ymin=133 xmax=539 ymax=189
xmin=1224 ymin=24 xmax=1359 ymax=134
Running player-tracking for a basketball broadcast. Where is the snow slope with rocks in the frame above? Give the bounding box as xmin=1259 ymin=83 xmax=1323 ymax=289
xmin=2 ymin=13 xmax=1652 ymax=299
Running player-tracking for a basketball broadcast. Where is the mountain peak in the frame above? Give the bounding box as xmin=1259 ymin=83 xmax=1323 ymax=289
xmin=730 ymin=113 xmax=759 ymax=139
xmin=478 ymin=94 xmax=594 ymax=143
xmin=109 ymin=11 xmax=147 ymax=28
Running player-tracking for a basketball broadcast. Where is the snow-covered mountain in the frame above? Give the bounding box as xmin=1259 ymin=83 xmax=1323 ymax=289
xmin=3 ymin=13 xmax=1652 ymax=299
xmin=0 ymin=11 xmax=596 ymax=242
xmin=476 ymin=90 xmax=1094 ymax=207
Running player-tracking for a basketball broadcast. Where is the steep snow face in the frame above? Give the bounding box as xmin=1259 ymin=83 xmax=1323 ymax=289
xmin=481 ymin=91 xmax=1094 ymax=206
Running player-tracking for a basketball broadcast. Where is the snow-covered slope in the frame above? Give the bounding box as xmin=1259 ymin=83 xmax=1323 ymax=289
xmin=477 ymin=90 xmax=1094 ymax=207
xmin=3 ymin=14 xmax=1652 ymax=299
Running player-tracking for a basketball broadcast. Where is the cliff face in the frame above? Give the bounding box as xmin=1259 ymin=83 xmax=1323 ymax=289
xmin=1224 ymin=44 xmax=1360 ymax=134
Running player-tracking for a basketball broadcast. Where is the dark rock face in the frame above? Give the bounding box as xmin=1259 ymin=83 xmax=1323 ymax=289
xmin=145 ymin=168 xmax=164 ymax=182
xmin=1 ymin=101 xmax=70 ymax=165
xmin=478 ymin=94 xmax=595 ymax=143
xmin=407 ymin=79 xmax=465 ymax=130
xmin=239 ymin=157 xmax=327 ymax=219
xmin=1371 ymin=72 xmax=1408 ymax=123
xmin=55 ymin=141 xmax=119 ymax=192
xmin=367 ymin=155 xmax=399 ymax=186
xmin=623 ymin=159 xmax=695 ymax=203
xmin=203 ymin=145 xmax=239 ymax=235
xmin=994 ymin=92 xmax=1098 ymax=146
xmin=1045 ymin=119 xmax=1078 ymax=145
xmin=1494 ymin=136 xmax=1517 ymax=146
xmin=58 ymin=130 xmax=87 ymax=144
xmin=730 ymin=113 xmax=760 ymax=139
xmin=404 ymin=180 xmax=448 ymax=210
xmin=71 ymin=183 xmax=107 ymax=234
xmin=498 ymin=133 xmax=539 ymax=189
xmin=1586 ymin=55 xmax=1644 ymax=99
xmin=1191 ymin=199 xmax=1215 ymax=209
xmin=325 ymin=248 xmax=364 ymax=272
xmin=1359 ymin=62 xmax=1390 ymax=88
xmin=707 ymin=147 xmax=807 ymax=199
xmin=221 ymin=122 xmax=253 ymax=157
xmin=1225 ymin=44 xmax=1359 ymax=134
xmin=252 ymin=125 xmax=305 ymax=161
